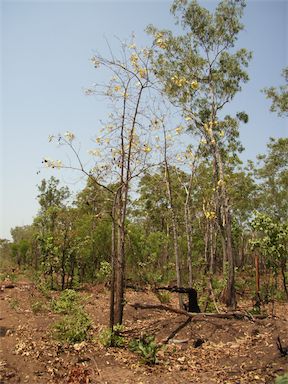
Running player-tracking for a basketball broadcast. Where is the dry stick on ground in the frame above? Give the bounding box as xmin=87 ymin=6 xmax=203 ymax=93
xmin=130 ymin=302 xmax=267 ymax=320
xmin=163 ymin=317 xmax=192 ymax=344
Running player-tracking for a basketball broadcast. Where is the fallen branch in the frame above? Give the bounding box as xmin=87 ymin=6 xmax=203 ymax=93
xmin=163 ymin=317 xmax=192 ymax=344
xmin=130 ymin=302 xmax=267 ymax=320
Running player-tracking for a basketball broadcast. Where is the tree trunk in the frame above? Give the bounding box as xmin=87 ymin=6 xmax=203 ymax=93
xmin=184 ymin=204 xmax=193 ymax=287
xmin=213 ymin=143 xmax=236 ymax=309
xmin=209 ymin=222 xmax=216 ymax=274
xmin=163 ymin=128 xmax=183 ymax=309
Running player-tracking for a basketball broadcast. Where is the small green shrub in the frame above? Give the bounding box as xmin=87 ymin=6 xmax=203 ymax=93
xmin=96 ymin=261 xmax=112 ymax=283
xmin=53 ymin=310 xmax=92 ymax=344
xmin=51 ymin=289 xmax=81 ymax=314
xmin=275 ymin=373 xmax=288 ymax=384
xmin=129 ymin=334 xmax=161 ymax=365
xmin=99 ymin=325 xmax=125 ymax=347
xmin=156 ymin=291 xmax=171 ymax=304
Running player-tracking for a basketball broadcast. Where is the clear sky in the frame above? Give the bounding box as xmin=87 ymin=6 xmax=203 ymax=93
xmin=1 ymin=0 xmax=287 ymax=240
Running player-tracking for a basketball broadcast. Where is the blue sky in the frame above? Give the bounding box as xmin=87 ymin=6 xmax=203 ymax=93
xmin=1 ymin=0 xmax=287 ymax=240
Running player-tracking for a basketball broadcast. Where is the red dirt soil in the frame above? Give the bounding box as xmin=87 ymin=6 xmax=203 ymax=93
xmin=0 ymin=279 xmax=287 ymax=384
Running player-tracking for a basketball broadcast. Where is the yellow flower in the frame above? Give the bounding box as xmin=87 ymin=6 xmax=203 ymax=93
xmin=175 ymin=125 xmax=183 ymax=135
xmin=190 ymin=80 xmax=198 ymax=90
xmin=138 ymin=67 xmax=147 ymax=78
xmin=91 ymin=56 xmax=100 ymax=68
xmin=171 ymin=75 xmax=187 ymax=87
xmin=185 ymin=116 xmax=192 ymax=121
xmin=64 ymin=131 xmax=75 ymax=142
xmin=114 ymin=85 xmax=121 ymax=92
xmin=130 ymin=54 xmax=138 ymax=64
xmin=89 ymin=149 xmax=100 ymax=156
xmin=204 ymin=211 xmax=216 ymax=220
xmin=143 ymin=144 xmax=152 ymax=153
xmin=217 ymin=179 xmax=225 ymax=187
xmin=219 ymin=130 xmax=225 ymax=137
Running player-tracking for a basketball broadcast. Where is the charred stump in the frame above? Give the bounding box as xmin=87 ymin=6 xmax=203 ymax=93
xmin=156 ymin=286 xmax=201 ymax=313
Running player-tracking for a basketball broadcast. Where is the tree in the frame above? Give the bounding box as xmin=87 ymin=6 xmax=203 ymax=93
xmin=255 ymin=138 xmax=288 ymax=222
xmin=35 ymin=177 xmax=72 ymax=289
xmin=45 ymin=39 xmax=157 ymax=325
xmin=263 ymin=67 xmax=288 ymax=117
xmin=250 ymin=212 xmax=288 ymax=300
xmin=147 ymin=0 xmax=252 ymax=308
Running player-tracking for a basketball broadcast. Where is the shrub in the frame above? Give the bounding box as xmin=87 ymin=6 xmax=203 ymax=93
xmin=51 ymin=289 xmax=81 ymax=314
xmin=129 ymin=334 xmax=161 ymax=365
xmin=155 ymin=291 xmax=171 ymax=304
xmin=96 ymin=261 xmax=112 ymax=283
xmin=53 ymin=310 xmax=92 ymax=344
xmin=99 ymin=325 xmax=125 ymax=347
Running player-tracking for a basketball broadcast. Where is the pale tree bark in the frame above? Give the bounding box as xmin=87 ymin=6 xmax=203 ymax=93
xmin=163 ymin=127 xmax=184 ymax=309
xmin=214 ymin=146 xmax=236 ymax=309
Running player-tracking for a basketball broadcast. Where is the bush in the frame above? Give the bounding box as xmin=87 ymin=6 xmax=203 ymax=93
xmin=98 ymin=325 xmax=125 ymax=347
xmin=51 ymin=289 xmax=92 ymax=344
xmin=53 ymin=310 xmax=92 ymax=344
xmin=129 ymin=334 xmax=161 ymax=365
xmin=96 ymin=261 xmax=112 ymax=283
xmin=51 ymin=289 xmax=81 ymax=314
xmin=155 ymin=291 xmax=171 ymax=304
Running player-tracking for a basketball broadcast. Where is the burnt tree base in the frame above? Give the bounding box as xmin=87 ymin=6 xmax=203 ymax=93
xmin=156 ymin=286 xmax=201 ymax=313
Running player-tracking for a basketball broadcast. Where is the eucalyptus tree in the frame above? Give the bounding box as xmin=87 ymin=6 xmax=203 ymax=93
xmin=147 ymin=0 xmax=251 ymax=308
xmin=263 ymin=67 xmax=288 ymax=117
xmin=254 ymin=138 xmax=288 ymax=223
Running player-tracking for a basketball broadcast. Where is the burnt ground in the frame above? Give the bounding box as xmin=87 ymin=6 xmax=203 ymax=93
xmin=0 ymin=278 xmax=287 ymax=384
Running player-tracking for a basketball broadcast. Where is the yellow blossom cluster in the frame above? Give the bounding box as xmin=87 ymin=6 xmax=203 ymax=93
xmin=217 ymin=179 xmax=225 ymax=188
xmin=143 ymin=144 xmax=152 ymax=153
xmin=204 ymin=211 xmax=216 ymax=220
xmin=130 ymin=53 xmax=147 ymax=79
xmin=42 ymin=158 xmax=62 ymax=169
xmin=175 ymin=125 xmax=184 ymax=135
xmin=190 ymin=80 xmax=199 ymax=90
xmin=171 ymin=75 xmax=187 ymax=87
xmin=155 ymin=33 xmax=168 ymax=49
xmin=170 ymin=75 xmax=198 ymax=90
xmin=204 ymin=120 xmax=218 ymax=131
xmin=89 ymin=149 xmax=101 ymax=156
xmin=91 ymin=56 xmax=100 ymax=68
xmin=64 ymin=131 xmax=75 ymax=142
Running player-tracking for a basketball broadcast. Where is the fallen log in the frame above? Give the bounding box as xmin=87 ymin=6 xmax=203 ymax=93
xmin=130 ymin=302 xmax=267 ymax=320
